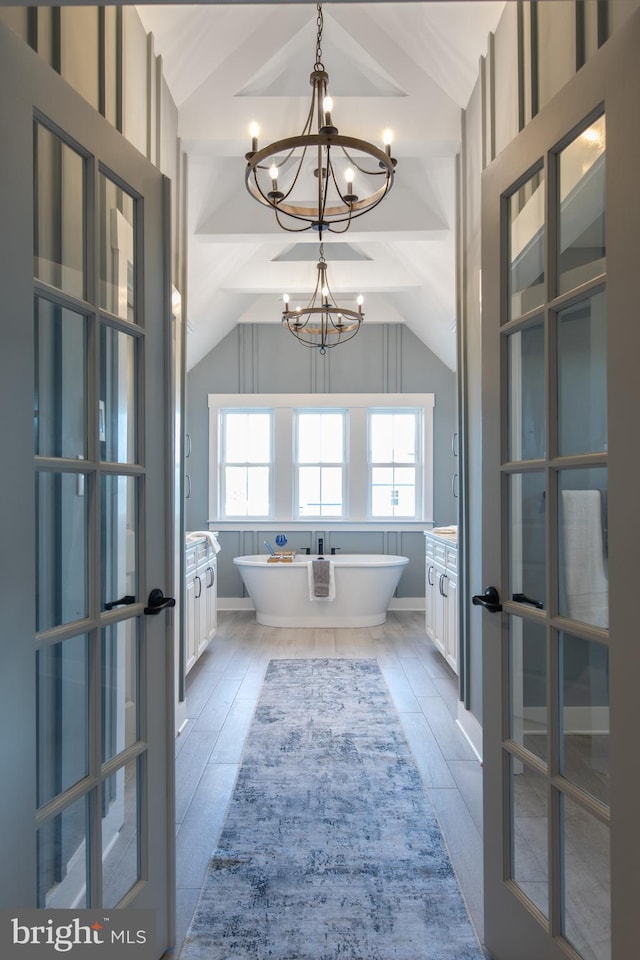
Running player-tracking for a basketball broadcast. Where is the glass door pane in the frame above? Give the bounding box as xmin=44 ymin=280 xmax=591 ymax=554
xmin=560 ymin=633 xmax=609 ymax=805
xmin=35 ymin=299 xmax=87 ymax=459
xmin=558 ymin=116 xmax=606 ymax=294
xmin=509 ymin=757 xmax=549 ymax=920
xmin=557 ymin=292 xmax=607 ymax=456
xmin=36 ymin=634 xmax=89 ymax=807
xmin=508 ymin=472 xmax=546 ymax=609
xmin=562 ymin=794 xmax=610 ymax=960
xmin=99 ymin=174 xmax=136 ymax=321
xmin=508 ymin=168 xmax=545 ymax=319
xmin=34 ymin=123 xmax=85 ymax=299
xmin=558 ymin=467 xmax=608 ymax=629
xmin=100 ymin=326 xmax=138 ymax=463
xmin=508 ymin=321 xmax=545 ymax=462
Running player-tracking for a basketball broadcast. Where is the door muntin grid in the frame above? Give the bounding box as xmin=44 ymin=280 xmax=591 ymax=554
xmin=34 ymin=119 xmax=147 ymax=908
xmin=501 ymin=111 xmax=610 ymax=956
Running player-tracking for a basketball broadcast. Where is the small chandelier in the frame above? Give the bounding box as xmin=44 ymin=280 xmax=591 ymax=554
xmin=245 ymin=3 xmax=396 ymax=239
xmin=282 ymin=244 xmax=363 ymax=355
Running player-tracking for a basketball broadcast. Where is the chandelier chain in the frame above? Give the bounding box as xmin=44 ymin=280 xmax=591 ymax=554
xmin=315 ymin=3 xmax=324 ymax=70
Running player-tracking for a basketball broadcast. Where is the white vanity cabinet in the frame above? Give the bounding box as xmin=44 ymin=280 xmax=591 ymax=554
xmin=185 ymin=535 xmax=218 ymax=674
xmin=424 ymin=531 xmax=458 ymax=675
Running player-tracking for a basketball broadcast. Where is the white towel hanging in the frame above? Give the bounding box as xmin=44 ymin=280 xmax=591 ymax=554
xmin=561 ymin=490 xmax=608 ymax=628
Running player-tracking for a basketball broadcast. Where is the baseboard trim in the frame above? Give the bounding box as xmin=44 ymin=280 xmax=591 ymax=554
xmin=218 ymin=598 xmax=255 ymax=611
xmin=388 ymin=597 xmax=424 ymax=611
xmin=456 ymin=701 xmax=483 ymax=762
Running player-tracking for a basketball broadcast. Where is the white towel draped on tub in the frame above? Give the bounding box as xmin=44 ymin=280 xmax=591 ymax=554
xmin=561 ymin=490 xmax=608 ymax=628
xmin=308 ymin=559 xmax=336 ymax=601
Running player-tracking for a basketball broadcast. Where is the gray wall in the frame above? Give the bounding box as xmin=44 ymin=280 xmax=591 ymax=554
xmin=186 ymin=322 xmax=457 ymax=599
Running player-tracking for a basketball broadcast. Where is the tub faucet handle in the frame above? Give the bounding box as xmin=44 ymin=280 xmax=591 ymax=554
xmin=330 ymin=547 xmax=341 ymax=555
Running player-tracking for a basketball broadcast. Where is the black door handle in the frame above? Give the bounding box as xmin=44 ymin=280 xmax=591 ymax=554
xmin=104 ymin=594 xmax=136 ymax=611
xmin=144 ymin=588 xmax=176 ymax=615
xmin=512 ymin=592 xmax=544 ymax=609
xmin=472 ymin=586 xmax=502 ymax=612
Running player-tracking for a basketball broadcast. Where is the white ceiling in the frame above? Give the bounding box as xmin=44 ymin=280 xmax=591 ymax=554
xmin=136 ymin=2 xmax=506 ymax=371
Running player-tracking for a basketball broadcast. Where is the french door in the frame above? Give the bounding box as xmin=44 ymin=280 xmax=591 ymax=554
xmin=0 ymin=21 xmax=175 ymax=954
xmin=480 ymin=10 xmax=640 ymax=960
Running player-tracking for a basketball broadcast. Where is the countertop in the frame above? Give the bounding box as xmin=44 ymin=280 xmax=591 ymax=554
xmin=424 ymin=527 xmax=458 ymax=547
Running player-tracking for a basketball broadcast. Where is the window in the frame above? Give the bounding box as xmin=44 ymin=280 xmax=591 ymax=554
xmin=220 ymin=410 xmax=272 ymax=517
xmin=295 ymin=410 xmax=346 ymax=517
xmin=369 ymin=411 xmax=419 ymax=517
xmin=209 ymin=394 xmax=434 ymax=525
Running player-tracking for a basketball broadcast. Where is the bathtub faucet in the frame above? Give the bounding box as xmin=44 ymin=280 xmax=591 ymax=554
xmin=317 ymin=537 xmax=324 ymax=556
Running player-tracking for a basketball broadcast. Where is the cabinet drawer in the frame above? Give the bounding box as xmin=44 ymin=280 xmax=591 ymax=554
xmin=185 ymin=546 xmax=197 ymax=574
xmin=446 ymin=547 xmax=457 ymax=572
xmin=195 ymin=542 xmax=207 ymax=565
xmin=434 ymin=542 xmax=447 ymax=564
xmin=424 ymin=537 xmax=434 ymax=559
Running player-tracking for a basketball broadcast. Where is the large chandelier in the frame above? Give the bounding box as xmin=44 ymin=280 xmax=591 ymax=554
xmin=281 ymin=244 xmax=363 ymax=354
xmin=245 ymin=3 xmax=396 ymax=239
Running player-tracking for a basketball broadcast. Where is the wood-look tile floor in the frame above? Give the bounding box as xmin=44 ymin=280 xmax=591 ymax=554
xmin=162 ymin=610 xmax=485 ymax=959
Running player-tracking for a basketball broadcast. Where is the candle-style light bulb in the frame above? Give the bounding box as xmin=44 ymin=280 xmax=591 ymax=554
xmin=267 ymin=162 xmax=283 ymax=203
xmin=383 ymin=128 xmax=394 ymax=156
xmin=322 ymin=285 xmax=329 ymax=300
xmin=283 ymin=293 xmax=289 ymax=305
xmin=343 ymin=165 xmax=358 ymax=204
xmin=322 ymin=95 xmax=335 ymax=131
xmin=357 ymin=295 xmax=364 ymax=313
xmin=249 ymin=121 xmax=260 ymax=152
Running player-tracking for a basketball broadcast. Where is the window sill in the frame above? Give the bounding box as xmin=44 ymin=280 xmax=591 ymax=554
xmin=208 ymin=519 xmax=434 ymax=532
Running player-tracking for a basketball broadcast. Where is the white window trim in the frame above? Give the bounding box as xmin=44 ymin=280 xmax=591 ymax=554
xmin=208 ymin=394 xmax=435 ymax=527
xmin=294 ymin=408 xmax=347 ymax=519
xmin=218 ymin=407 xmax=274 ymax=520
xmin=368 ymin=408 xmax=422 ymax=519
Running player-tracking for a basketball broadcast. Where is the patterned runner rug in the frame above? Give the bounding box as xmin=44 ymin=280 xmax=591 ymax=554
xmin=180 ymin=658 xmax=483 ymax=960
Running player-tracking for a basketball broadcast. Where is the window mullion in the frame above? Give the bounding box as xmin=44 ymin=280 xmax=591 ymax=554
xmin=349 ymin=407 xmax=368 ymax=520
xmin=274 ymin=407 xmax=292 ymax=519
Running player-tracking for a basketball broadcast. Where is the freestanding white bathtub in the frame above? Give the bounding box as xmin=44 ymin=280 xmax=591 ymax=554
xmin=233 ymin=554 xmax=409 ymax=627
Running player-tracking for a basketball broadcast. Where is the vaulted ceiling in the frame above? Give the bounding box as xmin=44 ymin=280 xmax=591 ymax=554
xmin=137 ymin=3 xmax=506 ymax=371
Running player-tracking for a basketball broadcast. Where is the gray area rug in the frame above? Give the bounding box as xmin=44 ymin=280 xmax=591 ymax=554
xmin=180 ymin=658 xmax=483 ymax=960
